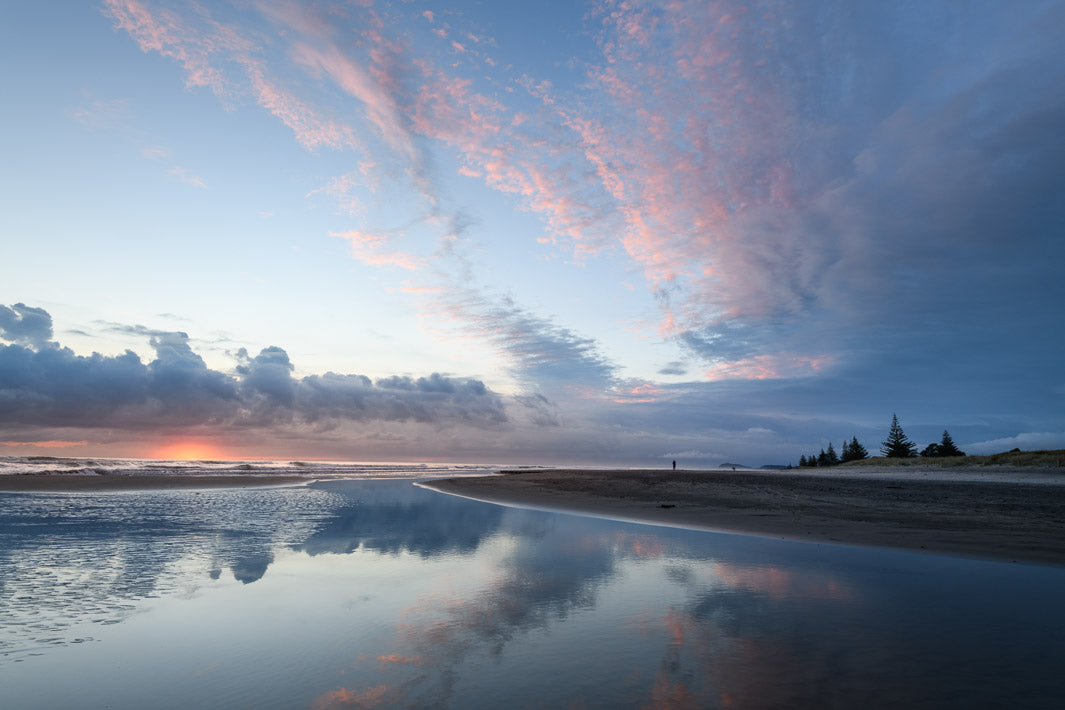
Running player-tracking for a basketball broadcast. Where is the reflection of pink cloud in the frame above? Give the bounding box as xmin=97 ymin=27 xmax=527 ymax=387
xmin=712 ymin=562 xmax=853 ymax=602
xmin=313 ymin=685 xmax=390 ymax=709
xmin=643 ymin=669 xmax=701 ymax=710
xmin=376 ymin=653 xmax=423 ymax=668
xmin=616 ymin=532 xmax=668 ymax=559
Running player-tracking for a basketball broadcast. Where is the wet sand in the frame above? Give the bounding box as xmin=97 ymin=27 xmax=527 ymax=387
xmin=422 ymin=467 xmax=1065 ymax=566
xmin=0 ymin=474 xmax=308 ymax=491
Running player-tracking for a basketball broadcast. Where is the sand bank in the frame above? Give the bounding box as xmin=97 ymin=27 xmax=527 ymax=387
xmin=422 ymin=467 xmax=1065 ymax=566
xmin=0 ymin=474 xmax=309 ymax=491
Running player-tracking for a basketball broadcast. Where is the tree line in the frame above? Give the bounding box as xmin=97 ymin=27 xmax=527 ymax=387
xmin=798 ymin=413 xmax=965 ymax=467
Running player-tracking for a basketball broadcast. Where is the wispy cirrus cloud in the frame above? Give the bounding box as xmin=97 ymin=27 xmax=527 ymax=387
xmin=71 ymin=92 xmax=208 ymax=187
xmin=241 ymin=57 xmax=362 ymax=151
xmin=167 ymin=165 xmax=206 ymax=188
xmin=430 ymin=288 xmax=617 ymax=394
xmin=330 ymin=229 xmax=427 ymax=271
xmin=100 ymin=2 xmax=626 ymax=396
xmin=104 ymin=0 xmax=231 ymax=96
xmin=71 ymin=97 xmax=132 ymax=129
xmin=102 ymin=0 xmax=1065 ymax=405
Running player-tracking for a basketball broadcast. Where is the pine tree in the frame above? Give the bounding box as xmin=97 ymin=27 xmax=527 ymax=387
xmin=881 ymin=413 xmax=917 ymax=458
xmin=799 ymin=454 xmax=808 ymax=467
xmin=826 ymin=442 xmax=839 ymax=466
xmin=938 ymin=430 xmax=965 ymax=457
xmin=921 ymin=431 xmax=966 ymax=457
xmin=843 ymin=436 xmax=868 ymax=462
xmin=817 ymin=448 xmax=829 ymax=467
xmin=920 ymin=442 xmax=940 ymax=457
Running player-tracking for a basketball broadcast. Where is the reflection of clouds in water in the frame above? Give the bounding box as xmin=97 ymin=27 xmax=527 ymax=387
xmin=229 ymin=550 xmax=274 ymax=584
xmin=632 ymin=559 xmax=861 ymax=708
xmin=0 ymin=487 xmax=342 ymax=660
xmin=637 ymin=603 xmax=856 ymax=710
xmin=355 ymin=512 xmax=624 ymax=706
xmin=632 ymin=557 xmax=1021 ymax=709
xmin=4 ymin=481 xmax=1063 ymax=707
xmin=313 ymin=684 xmax=393 ymax=709
xmin=0 ymin=480 xmax=509 ymax=664
xmin=709 ymin=561 xmax=854 ymax=602
xmin=387 ymin=524 xmax=865 ymax=710
xmin=297 ymin=480 xmax=505 ymax=558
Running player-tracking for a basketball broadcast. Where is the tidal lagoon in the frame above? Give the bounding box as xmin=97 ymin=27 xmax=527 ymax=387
xmin=2 ymin=470 xmax=1064 ymax=708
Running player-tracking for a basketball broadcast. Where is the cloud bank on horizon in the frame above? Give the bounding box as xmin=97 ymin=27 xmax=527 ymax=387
xmin=1 ymin=1 xmax=1063 ymax=463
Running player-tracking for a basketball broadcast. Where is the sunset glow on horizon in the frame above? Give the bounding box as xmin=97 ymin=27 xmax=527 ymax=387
xmin=1 ymin=1 xmax=1063 ymax=465
xmin=148 ymin=442 xmax=229 ymax=462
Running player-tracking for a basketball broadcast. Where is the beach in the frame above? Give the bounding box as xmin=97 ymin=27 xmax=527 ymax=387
xmin=423 ymin=467 xmax=1065 ymax=566
xmin=5 ymin=463 xmax=1065 ymax=565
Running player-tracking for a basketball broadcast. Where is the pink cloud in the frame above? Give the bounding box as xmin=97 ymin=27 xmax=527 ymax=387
xmin=105 ymin=1 xmax=364 ymax=155
xmin=704 ymin=354 xmax=833 ymax=382
xmin=103 ymin=0 xmax=229 ymax=96
xmin=243 ymin=59 xmax=361 ymax=151
xmin=1 ymin=440 xmax=88 ymax=448
xmin=330 ymin=229 xmax=427 ymax=271
xmin=291 ymin=42 xmax=415 ymax=159
xmin=103 ymin=0 xmax=818 ymax=358
xmin=306 ymin=171 xmax=369 ymax=215
xmin=610 ymin=382 xmax=673 ymax=404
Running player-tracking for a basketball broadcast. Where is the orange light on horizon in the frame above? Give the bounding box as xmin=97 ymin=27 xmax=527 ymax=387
xmin=150 ymin=442 xmax=228 ymax=461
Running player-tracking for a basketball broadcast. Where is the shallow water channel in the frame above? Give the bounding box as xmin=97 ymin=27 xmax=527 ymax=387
xmin=1 ymin=478 xmax=1063 ymax=708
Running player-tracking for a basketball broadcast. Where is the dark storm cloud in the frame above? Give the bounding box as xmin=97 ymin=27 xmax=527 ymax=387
xmin=0 ymin=305 xmax=506 ymax=431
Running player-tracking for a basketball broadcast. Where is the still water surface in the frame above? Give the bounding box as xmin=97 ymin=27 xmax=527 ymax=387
xmin=1 ymin=478 xmax=1063 ymax=708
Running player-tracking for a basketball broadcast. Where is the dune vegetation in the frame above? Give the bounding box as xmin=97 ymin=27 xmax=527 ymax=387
xmin=839 ymin=449 xmax=1065 ymax=469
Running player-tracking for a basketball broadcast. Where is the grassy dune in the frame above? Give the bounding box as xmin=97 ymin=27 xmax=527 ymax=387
xmin=840 ymin=449 xmax=1065 ymax=469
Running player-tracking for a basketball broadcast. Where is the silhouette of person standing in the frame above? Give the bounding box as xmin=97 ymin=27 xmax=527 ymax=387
xmin=672 ymin=460 xmax=676 ymax=470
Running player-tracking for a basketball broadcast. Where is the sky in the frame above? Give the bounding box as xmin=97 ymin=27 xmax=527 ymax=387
xmin=1 ymin=0 xmax=1063 ymax=466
